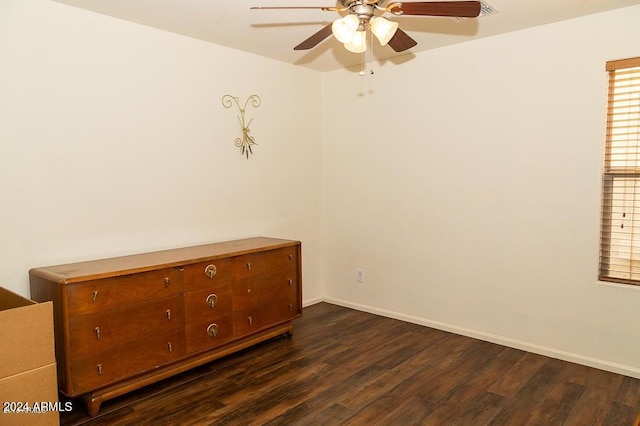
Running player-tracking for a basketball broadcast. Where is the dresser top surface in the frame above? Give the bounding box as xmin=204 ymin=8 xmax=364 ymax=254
xmin=29 ymin=237 xmax=300 ymax=284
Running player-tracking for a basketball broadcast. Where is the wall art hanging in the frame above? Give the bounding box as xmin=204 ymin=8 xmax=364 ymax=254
xmin=222 ymin=94 xmax=261 ymax=159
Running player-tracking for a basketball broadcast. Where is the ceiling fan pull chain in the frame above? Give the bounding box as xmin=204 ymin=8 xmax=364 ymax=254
xmin=360 ymin=31 xmax=374 ymax=78
xmin=368 ymin=30 xmax=375 ymax=91
xmin=369 ymin=30 xmax=375 ymax=76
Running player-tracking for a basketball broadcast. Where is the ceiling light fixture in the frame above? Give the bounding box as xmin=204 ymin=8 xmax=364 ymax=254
xmin=344 ymin=29 xmax=367 ymax=53
xmin=369 ymin=16 xmax=398 ymax=46
xmin=253 ymin=1 xmax=484 ymax=56
xmin=331 ymin=14 xmax=359 ymax=43
xmin=329 ymin=1 xmax=398 ymax=53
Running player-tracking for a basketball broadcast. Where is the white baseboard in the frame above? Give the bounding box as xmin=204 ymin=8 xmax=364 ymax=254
xmin=317 ymin=297 xmax=640 ymax=380
xmin=302 ymin=295 xmax=324 ymax=307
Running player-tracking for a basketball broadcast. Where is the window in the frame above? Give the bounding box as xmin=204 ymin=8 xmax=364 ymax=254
xmin=599 ymin=57 xmax=640 ymax=285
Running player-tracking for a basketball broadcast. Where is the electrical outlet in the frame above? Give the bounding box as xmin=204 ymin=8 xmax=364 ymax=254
xmin=356 ymin=268 xmax=364 ymax=283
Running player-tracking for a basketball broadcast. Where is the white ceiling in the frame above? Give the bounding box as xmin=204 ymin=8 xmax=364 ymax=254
xmin=53 ymin=0 xmax=640 ymax=72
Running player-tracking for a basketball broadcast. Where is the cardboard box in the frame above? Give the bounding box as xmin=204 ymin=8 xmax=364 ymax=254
xmin=0 ymin=286 xmax=59 ymax=426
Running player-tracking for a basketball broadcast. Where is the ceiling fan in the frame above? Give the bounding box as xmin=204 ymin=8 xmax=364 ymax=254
xmin=251 ymin=1 xmax=482 ymax=54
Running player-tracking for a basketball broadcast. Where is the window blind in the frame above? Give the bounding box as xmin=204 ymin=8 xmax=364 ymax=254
xmin=599 ymin=57 xmax=640 ymax=285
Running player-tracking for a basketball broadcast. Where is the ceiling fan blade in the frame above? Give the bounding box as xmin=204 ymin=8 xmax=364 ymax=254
xmin=387 ymin=28 xmax=417 ymax=52
xmin=391 ymin=1 xmax=481 ymax=17
xmin=294 ymin=24 xmax=333 ymax=50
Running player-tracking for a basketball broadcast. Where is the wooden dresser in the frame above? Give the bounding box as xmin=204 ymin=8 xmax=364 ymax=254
xmin=29 ymin=237 xmax=301 ymax=416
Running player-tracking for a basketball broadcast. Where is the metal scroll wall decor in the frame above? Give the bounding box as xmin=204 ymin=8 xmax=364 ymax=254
xmin=222 ymin=94 xmax=261 ymax=158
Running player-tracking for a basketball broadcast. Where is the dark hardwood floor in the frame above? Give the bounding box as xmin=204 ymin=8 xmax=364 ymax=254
xmin=61 ymin=302 xmax=639 ymax=425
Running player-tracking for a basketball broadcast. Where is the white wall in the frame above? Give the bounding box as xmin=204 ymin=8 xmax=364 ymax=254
xmin=0 ymin=0 xmax=323 ymax=303
xmin=321 ymin=6 xmax=640 ymax=377
xmin=3 ymin=0 xmax=640 ymax=380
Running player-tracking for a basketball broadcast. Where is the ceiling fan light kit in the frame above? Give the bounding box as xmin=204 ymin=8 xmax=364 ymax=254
xmin=370 ymin=16 xmax=399 ymax=46
xmin=344 ymin=30 xmax=368 ymax=53
xmin=252 ymin=1 xmax=481 ymax=55
xmin=329 ymin=1 xmax=397 ymax=52
xmin=332 ymin=14 xmax=360 ymax=43
xmin=331 ymin=14 xmax=398 ymax=51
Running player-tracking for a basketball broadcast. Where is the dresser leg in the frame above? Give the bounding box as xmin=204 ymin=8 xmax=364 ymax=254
xmin=82 ymin=394 xmax=102 ymax=417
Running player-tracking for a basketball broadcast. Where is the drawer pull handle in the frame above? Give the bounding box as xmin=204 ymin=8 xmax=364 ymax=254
xmin=166 ymin=309 xmax=171 ymax=320
xmin=97 ymin=364 xmax=103 ymax=376
xmin=288 ymin=279 xmax=293 ymax=287
xmin=206 ymin=294 xmax=218 ymax=309
xmin=248 ymin=316 xmax=253 ymax=326
xmin=95 ymin=327 xmax=101 ymax=340
xmin=168 ymin=342 xmax=173 ymax=353
xmin=246 ymin=262 xmax=251 ymax=271
xmin=207 ymin=323 xmax=218 ymax=337
xmin=92 ymin=291 xmax=99 ymax=302
xmin=289 ymin=303 xmax=293 ymax=311
xmin=289 ymin=254 xmax=293 ymax=260
xmin=204 ymin=264 xmax=217 ymax=279
xmin=164 ymin=277 xmax=170 ymax=287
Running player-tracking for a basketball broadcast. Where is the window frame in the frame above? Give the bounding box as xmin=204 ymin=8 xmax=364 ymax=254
xmin=598 ymin=56 xmax=640 ymax=286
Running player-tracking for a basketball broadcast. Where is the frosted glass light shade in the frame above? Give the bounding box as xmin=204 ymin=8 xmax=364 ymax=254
xmin=344 ymin=30 xmax=367 ymax=53
xmin=332 ymin=15 xmax=359 ymax=44
xmin=370 ymin=16 xmax=398 ymax=46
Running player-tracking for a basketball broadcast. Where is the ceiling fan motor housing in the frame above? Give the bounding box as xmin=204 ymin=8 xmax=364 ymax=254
xmin=340 ymin=0 xmax=381 ymax=24
xmin=339 ymin=0 xmax=385 ymax=6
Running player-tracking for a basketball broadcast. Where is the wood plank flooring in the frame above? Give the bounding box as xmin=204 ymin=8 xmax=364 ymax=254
xmin=61 ymin=302 xmax=639 ymax=425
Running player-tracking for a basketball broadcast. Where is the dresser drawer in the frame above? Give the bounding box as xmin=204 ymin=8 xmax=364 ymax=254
xmin=184 ymin=285 xmax=232 ymax=327
xmin=257 ymin=273 xmax=299 ymax=303
xmin=68 ymin=295 xmax=184 ymax=359
xmin=260 ymin=301 xmax=300 ymax=326
xmin=185 ymin=315 xmax=233 ymax=354
xmin=66 ymin=268 xmax=183 ymax=316
xmin=230 ymin=247 xmax=298 ymax=281
xmin=183 ymin=259 xmax=231 ymax=292
xmin=231 ymin=303 xmax=298 ymax=337
xmin=232 ymin=309 xmax=261 ymax=337
xmin=70 ymin=330 xmax=185 ymax=395
xmin=230 ymin=278 xmax=257 ymax=312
